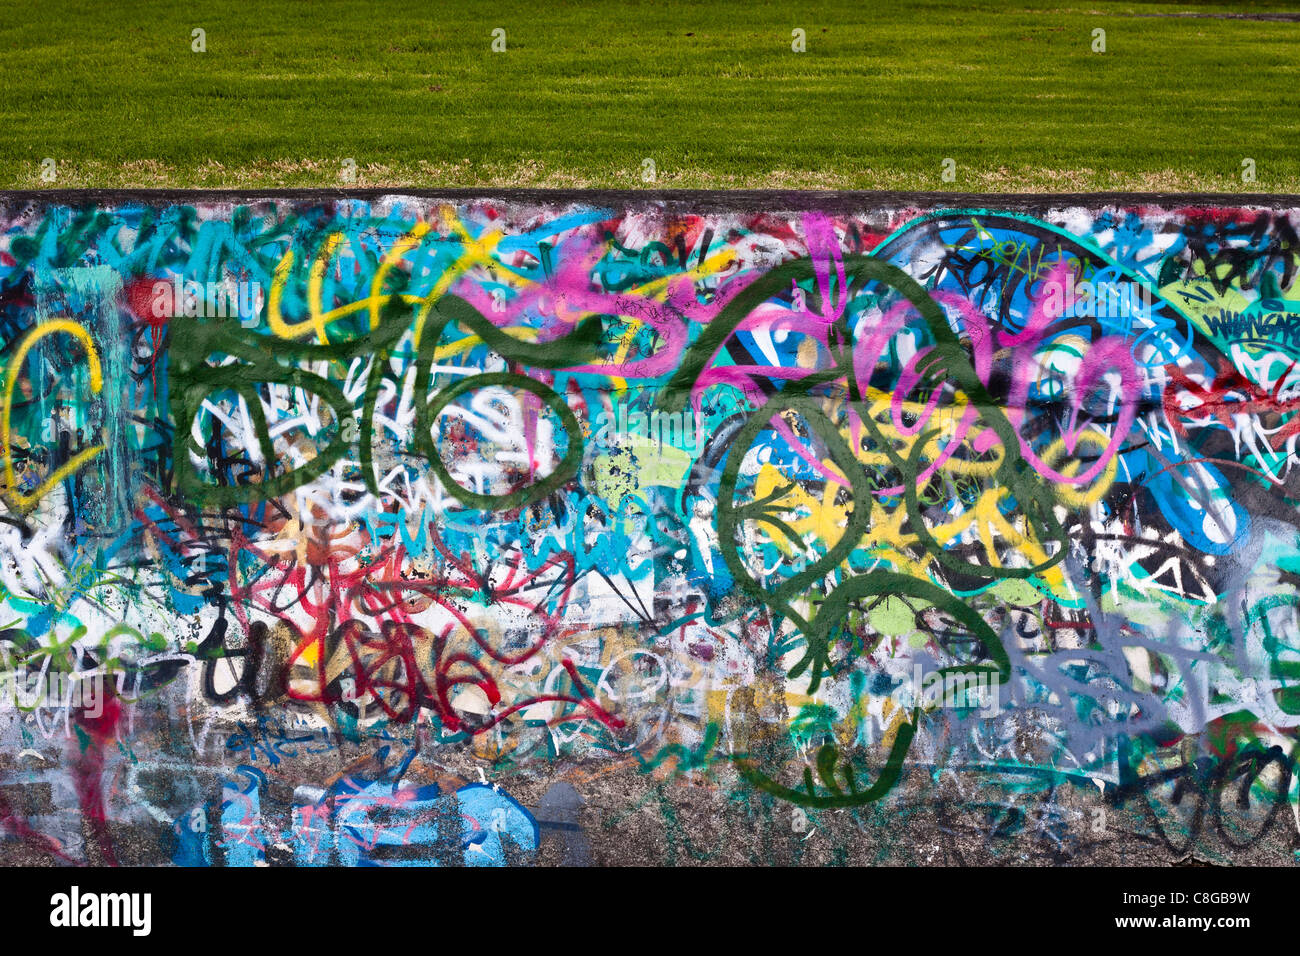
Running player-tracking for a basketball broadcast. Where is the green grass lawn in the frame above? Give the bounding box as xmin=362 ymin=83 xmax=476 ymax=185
xmin=2 ymin=0 xmax=1299 ymax=192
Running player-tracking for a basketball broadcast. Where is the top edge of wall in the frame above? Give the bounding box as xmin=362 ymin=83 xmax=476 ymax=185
xmin=3 ymin=188 xmax=1300 ymax=211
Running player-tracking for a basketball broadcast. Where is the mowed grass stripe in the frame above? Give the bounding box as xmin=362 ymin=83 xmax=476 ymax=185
xmin=1 ymin=0 xmax=1298 ymax=190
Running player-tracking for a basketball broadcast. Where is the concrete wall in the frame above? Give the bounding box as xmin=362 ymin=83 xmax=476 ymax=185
xmin=0 ymin=191 xmax=1296 ymax=865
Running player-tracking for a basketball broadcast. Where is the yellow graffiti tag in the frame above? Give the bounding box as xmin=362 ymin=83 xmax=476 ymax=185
xmin=1 ymin=320 xmax=105 ymax=514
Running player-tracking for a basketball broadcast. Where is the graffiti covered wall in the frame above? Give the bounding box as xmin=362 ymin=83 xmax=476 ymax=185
xmin=0 ymin=191 xmax=1298 ymax=866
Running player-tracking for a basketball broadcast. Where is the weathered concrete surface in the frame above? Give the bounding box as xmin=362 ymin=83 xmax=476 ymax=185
xmin=1 ymin=190 xmax=1298 ymax=866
